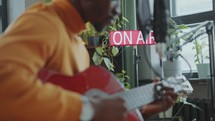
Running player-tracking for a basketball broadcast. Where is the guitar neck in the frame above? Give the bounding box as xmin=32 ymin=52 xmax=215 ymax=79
xmin=113 ymin=83 xmax=156 ymax=111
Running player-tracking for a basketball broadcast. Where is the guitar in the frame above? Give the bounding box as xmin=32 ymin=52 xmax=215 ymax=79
xmin=38 ymin=66 xmax=193 ymax=121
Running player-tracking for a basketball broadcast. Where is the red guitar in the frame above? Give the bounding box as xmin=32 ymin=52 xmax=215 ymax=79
xmin=38 ymin=66 xmax=193 ymax=121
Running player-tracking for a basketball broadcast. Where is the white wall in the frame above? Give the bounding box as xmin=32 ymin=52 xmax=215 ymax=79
xmin=7 ymin=0 xmax=38 ymax=23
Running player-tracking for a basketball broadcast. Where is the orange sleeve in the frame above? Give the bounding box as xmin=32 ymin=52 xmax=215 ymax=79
xmin=0 ymin=12 xmax=82 ymax=121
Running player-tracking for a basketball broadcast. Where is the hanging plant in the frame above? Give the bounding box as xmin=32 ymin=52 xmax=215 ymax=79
xmin=81 ymin=16 xmax=130 ymax=89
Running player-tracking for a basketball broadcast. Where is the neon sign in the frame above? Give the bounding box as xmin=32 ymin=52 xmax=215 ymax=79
xmin=110 ymin=30 xmax=156 ymax=46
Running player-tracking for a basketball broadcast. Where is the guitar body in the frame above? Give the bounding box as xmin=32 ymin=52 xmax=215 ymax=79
xmin=38 ymin=66 xmax=143 ymax=121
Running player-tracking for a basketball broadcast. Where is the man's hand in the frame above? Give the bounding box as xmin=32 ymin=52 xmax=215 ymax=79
xmin=141 ymin=81 xmax=178 ymax=119
xmin=91 ymin=97 xmax=127 ymax=121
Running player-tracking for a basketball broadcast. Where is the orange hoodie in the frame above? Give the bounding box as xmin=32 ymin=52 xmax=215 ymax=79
xmin=0 ymin=0 xmax=89 ymax=120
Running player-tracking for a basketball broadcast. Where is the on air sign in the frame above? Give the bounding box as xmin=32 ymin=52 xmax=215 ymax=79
xmin=109 ymin=30 xmax=156 ymax=46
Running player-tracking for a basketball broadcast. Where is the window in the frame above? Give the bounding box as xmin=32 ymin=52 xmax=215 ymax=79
xmin=179 ymin=27 xmax=209 ymax=71
xmin=169 ymin=0 xmax=214 ymax=73
xmin=171 ymin=0 xmax=213 ymax=17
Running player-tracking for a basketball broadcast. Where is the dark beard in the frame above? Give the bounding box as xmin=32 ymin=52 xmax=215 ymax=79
xmin=93 ymin=23 xmax=105 ymax=32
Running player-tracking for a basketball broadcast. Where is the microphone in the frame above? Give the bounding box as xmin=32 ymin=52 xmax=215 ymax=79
xmin=153 ymin=0 xmax=169 ymax=60
xmin=137 ymin=0 xmax=153 ymax=40
xmin=153 ymin=0 xmax=168 ymax=43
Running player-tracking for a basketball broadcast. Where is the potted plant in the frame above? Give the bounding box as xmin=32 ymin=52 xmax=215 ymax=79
xmin=81 ymin=16 xmax=131 ymax=89
xmin=80 ymin=22 xmax=104 ymax=48
xmin=192 ymin=35 xmax=210 ymax=79
xmin=163 ymin=18 xmax=189 ymax=78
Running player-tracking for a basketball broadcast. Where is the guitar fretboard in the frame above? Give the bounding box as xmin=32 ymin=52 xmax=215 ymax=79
xmin=113 ymin=83 xmax=155 ymax=111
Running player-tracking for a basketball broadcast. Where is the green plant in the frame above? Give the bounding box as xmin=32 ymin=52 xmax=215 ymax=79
xmin=167 ymin=18 xmax=189 ymax=60
xmin=167 ymin=18 xmax=188 ymax=46
xmin=92 ymin=17 xmax=128 ymax=69
xmin=192 ymin=38 xmax=209 ymax=64
xmin=115 ymin=70 xmax=131 ymax=89
xmin=81 ymin=16 xmax=130 ymax=89
xmin=81 ymin=22 xmax=104 ymax=44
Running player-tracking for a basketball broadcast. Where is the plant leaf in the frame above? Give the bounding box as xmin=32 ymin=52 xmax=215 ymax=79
xmin=96 ymin=47 xmax=104 ymax=55
xmin=108 ymin=26 xmax=117 ymax=31
xmin=92 ymin=52 xmax=103 ymax=65
xmin=103 ymin=57 xmax=114 ymax=71
xmin=121 ymin=70 xmax=126 ymax=74
xmin=177 ymin=24 xmax=188 ymax=29
xmin=124 ymin=82 xmax=131 ymax=89
xmin=115 ymin=73 xmax=124 ymax=78
xmin=122 ymin=17 xmax=129 ymax=23
xmin=125 ymin=75 xmax=130 ymax=79
xmin=112 ymin=47 xmax=119 ymax=56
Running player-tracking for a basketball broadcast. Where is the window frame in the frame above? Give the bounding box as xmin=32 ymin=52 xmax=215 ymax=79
xmin=169 ymin=0 xmax=215 ymax=25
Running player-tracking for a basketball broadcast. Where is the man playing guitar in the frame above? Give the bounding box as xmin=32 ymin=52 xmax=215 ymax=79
xmin=0 ymin=0 xmax=178 ymax=121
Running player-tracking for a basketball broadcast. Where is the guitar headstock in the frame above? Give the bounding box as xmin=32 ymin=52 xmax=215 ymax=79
xmin=154 ymin=75 xmax=193 ymax=99
xmin=165 ymin=75 xmax=193 ymax=94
